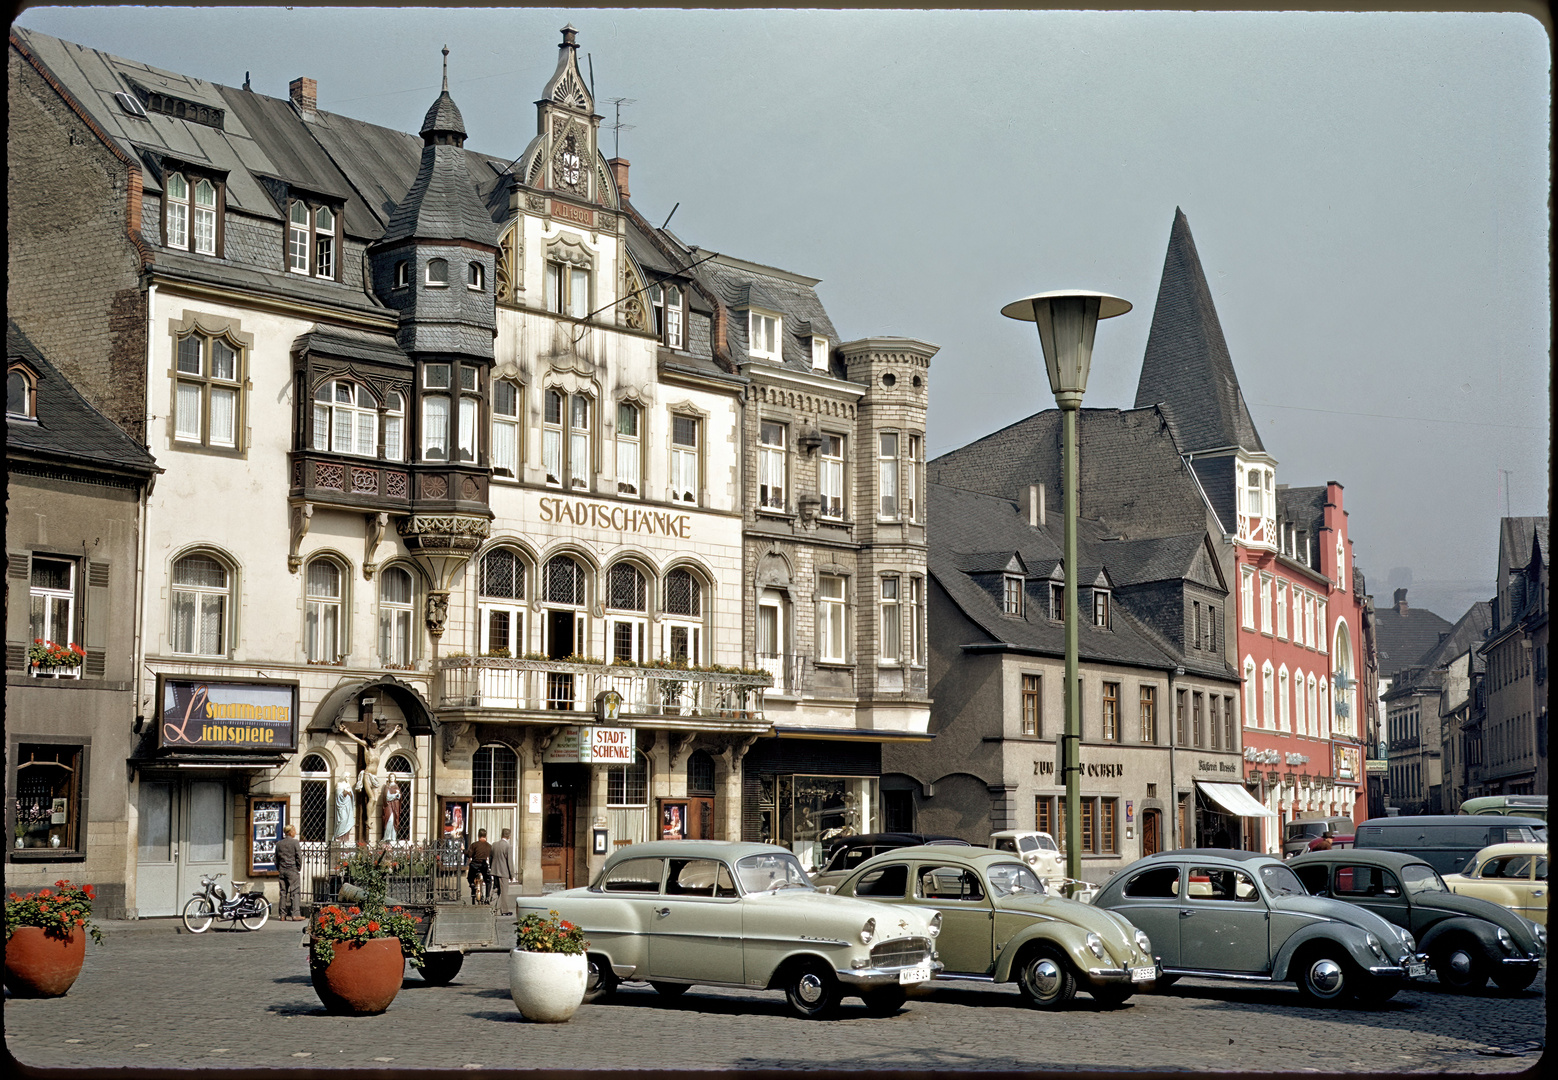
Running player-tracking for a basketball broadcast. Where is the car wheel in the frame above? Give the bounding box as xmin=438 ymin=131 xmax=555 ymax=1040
xmin=1490 ymin=968 xmax=1536 ymax=993
xmin=1016 ymin=946 xmax=1077 ymax=1010
xmin=181 ymin=897 xmax=214 ymax=934
xmin=1432 ymin=938 xmax=1488 ymax=991
xmin=584 ymin=953 xmax=618 ymax=1002
xmin=1293 ymin=946 xmax=1352 ymax=1005
xmin=783 ymin=960 xmax=842 ymax=1020
xmin=650 ymin=981 xmax=690 ymax=999
xmin=860 ymin=985 xmax=908 ymax=1017
xmin=419 ymin=951 xmax=464 ymax=986
xmin=1091 ymin=984 xmax=1134 ymax=1008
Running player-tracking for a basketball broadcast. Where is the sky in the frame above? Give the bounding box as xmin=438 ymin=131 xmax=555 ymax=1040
xmin=13 ymin=5 xmax=1551 ymax=622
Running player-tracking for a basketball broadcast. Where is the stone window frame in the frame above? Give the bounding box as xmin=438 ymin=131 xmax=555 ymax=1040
xmin=614 ymin=399 xmax=643 ymax=498
xmin=666 ymin=399 xmax=709 ymax=508
xmin=490 ymin=378 xmax=523 ymax=480
xmin=815 ymin=572 xmax=850 ymax=666
xmin=6 ymin=735 xmax=91 ymax=863
xmin=377 ymin=561 xmax=419 ymax=669
xmin=544 ymin=237 xmax=595 ymax=321
xmin=302 ymin=551 xmax=353 ymax=664
xmin=167 ymin=313 xmax=252 ymax=458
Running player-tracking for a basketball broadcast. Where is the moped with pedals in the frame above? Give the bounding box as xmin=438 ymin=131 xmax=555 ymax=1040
xmin=182 ymin=872 xmax=271 ymax=932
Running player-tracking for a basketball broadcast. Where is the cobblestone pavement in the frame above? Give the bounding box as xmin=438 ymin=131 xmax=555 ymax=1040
xmin=4 ymin=917 xmax=1546 ymax=1074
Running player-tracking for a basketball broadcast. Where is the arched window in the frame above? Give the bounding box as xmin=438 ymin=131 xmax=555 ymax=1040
xmin=471 ymin=743 xmax=518 ymax=843
xmin=299 ymin=754 xmax=332 ymax=844
xmin=384 ymin=754 xmax=415 ymax=843
xmin=606 ymin=563 xmax=647 ymax=663
xmin=7 ymin=366 xmax=35 ymax=418
xmin=1278 ymin=666 xmax=1291 ymax=733
xmin=467 ymin=261 xmax=484 ymax=290
xmin=378 ymin=566 xmax=415 ymax=667
xmin=171 ymin=552 xmax=231 ymax=656
xmin=615 ymin=402 xmax=640 ymax=496
xmin=479 ymin=548 xmax=526 ymax=656
xmin=688 ymin=749 xmax=716 ymax=797
xmin=541 ymin=555 xmax=588 ymax=668
xmin=192 ymin=179 xmax=218 ymax=255
xmin=1261 ymin=662 xmax=1274 ymax=730
xmin=543 ymin=556 xmax=586 ymax=606
xmin=313 ymin=380 xmax=378 ymax=457
xmin=165 ymin=172 xmax=190 ymax=249
xmin=1306 ymin=674 xmax=1319 ymax=739
xmin=314 ymin=205 xmax=335 ymax=278
xmin=305 ymin=558 xmax=345 ymax=662
xmin=1243 ymin=657 xmax=1257 ymax=728
xmin=1333 ymin=622 xmax=1354 ymax=737
xmin=425 ymin=258 xmax=448 ymax=286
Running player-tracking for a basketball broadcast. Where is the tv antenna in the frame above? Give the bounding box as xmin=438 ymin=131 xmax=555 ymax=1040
xmin=607 ymin=97 xmax=637 ymax=158
xmin=1499 ymin=469 xmax=1513 ymax=517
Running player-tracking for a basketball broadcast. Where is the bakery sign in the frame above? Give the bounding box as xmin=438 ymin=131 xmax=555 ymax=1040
xmin=158 ymin=677 xmax=299 ymax=752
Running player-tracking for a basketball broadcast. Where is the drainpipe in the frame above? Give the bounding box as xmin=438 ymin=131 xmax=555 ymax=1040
xmin=1168 ymin=665 xmax=1185 ymax=847
xmin=127 ymin=280 xmax=156 ymax=919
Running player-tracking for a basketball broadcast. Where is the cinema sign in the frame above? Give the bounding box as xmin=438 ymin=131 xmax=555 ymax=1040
xmin=157 ymin=676 xmax=299 ymax=752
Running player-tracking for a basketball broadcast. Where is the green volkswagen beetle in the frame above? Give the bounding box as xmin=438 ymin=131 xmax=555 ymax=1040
xmin=831 ymin=846 xmax=1157 ymax=1008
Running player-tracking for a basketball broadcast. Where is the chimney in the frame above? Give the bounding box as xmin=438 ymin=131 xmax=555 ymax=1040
xmin=608 ymin=158 xmax=630 ymax=200
xmin=1020 ymin=484 xmax=1046 ymax=528
xmin=289 ymin=77 xmax=317 ymax=116
xmin=1394 ymin=588 xmax=1409 ymax=615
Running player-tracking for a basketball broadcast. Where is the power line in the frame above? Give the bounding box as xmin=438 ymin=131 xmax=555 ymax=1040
xmin=1249 ymin=401 xmax=1544 ymax=431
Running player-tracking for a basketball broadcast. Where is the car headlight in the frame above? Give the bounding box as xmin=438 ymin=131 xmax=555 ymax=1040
xmin=927 ymin=911 xmax=942 ymax=938
xmin=1496 ymin=927 xmax=1516 ymax=953
xmin=1086 ymin=932 xmax=1108 ymax=960
xmin=860 ymin=917 xmax=876 ymax=946
xmin=1533 ymin=923 xmax=1546 ymax=952
xmin=1365 ymin=933 xmax=1387 ymax=961
xmin=1134 ymin=929 xmax=1152 ymax=956
xmin=1399 ymin=930 xmax=1416 ymax=954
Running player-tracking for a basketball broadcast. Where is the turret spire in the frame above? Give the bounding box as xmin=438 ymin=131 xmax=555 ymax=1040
xmin=441 ymin=44 xmax=449 ymax=92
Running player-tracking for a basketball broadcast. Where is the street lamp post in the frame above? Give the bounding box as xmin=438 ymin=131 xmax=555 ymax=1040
xmin=1001 ymin=290 xmax=1131 ymax=886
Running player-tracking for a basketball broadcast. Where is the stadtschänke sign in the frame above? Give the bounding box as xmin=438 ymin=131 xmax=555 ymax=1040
xmin=159 ymin=678 xmax=299 ymax=751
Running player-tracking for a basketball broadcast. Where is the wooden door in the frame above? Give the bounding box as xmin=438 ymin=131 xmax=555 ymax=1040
xmin=688 ymin=797 xmax=715 ymax=840
xmin=1142 ymin=809 xmax=1162 ymax=857
xmin=541 ymin=792 xmax=575 ymax=890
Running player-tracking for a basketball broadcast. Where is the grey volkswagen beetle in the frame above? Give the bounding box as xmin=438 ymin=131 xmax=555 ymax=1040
xmin=1093 ymin=849 xmax=1425 ymax=1006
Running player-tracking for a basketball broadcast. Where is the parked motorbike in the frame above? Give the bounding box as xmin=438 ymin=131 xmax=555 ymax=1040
xmin=182 ymin=873 xmax=270 ymax=932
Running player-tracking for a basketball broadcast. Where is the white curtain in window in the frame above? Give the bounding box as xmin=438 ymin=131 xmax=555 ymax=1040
xmin=616 ymin=433 xmax=639 ymax=495
xmin=494 ymin=419 xmax=518 ymax=476
xmin=422 ymin=396 xmax=449 ymax=459
xmin=459 ymin=396 xmax=478 ymax=461
xmin=209 ymin=387 xmax=236 ymax=446
xmin=818 ymin=577 xmax=846 ymax=662
xmin=543 ymin=429 xmax=562 ymax=485
xmin=356 ymin=409 xmax=376 ymax=457
xmin=193 ymin=180 xmax=217 ymax=254
xmin=176 ymin=382 xmax=202 ymax=440
xmin=384 ymin=404 xmax=403 ymax=462
xmin=568 ymin=267 xmax=589 ymax=319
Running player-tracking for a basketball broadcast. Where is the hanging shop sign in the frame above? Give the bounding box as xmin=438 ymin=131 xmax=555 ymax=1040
xmin=542 ymin=725 xmax=637 ymax=764
xmin=157 ymin=677 xmax=299 ymax=751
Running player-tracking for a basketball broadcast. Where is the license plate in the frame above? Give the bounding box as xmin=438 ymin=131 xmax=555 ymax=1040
xmin=1407 ymin=962 xmax=1427 ymax=979
xmin=899 ymin=962 xmax=932 ymax=985
xmin=1130 ymin=966 xmax=1156 ymax=983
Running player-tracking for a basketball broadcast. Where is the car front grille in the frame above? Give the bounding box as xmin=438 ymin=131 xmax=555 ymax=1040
xmin=870 ymin=936 xmax=932 ymax=969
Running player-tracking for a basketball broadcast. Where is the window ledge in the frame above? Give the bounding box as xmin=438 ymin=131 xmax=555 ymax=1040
xmin=754 ymin=508 xmax=795 ymax=520
xmin=813 ymin=661 xmax=854 ymax=671
xmin=9 ymin=850 xmax=87 ymax=862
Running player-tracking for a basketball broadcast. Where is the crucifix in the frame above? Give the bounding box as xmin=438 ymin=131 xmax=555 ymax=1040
xmin=336 ymin=695 xmax=401 ymax=844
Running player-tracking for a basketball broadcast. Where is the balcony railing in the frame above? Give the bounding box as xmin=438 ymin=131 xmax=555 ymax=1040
xmin=436 ymin=656 xmax=771 ymax=724
xmin=757 ymin=653 xmax=810 ymax=694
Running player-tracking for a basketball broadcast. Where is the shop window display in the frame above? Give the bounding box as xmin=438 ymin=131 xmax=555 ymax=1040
xmin=758 ymin=773 xmax=878 ymax=872
xmin=12 ymin=743 xmax=83 ymax=852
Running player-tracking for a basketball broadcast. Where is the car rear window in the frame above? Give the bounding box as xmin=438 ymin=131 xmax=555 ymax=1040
xmin=599 ymin=858 xmax=663 ymax=893
xmin=1122 ymin=866 xmax=1181 ymax=898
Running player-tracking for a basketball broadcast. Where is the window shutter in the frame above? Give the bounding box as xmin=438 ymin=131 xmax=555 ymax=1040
xmin=85 ymin=560 xmax=110 ymax=650
xmin=5 ymin=642 xmax=26 ymax=671
xmin=84 ymin=650 xmax=106 ymax=677
xmin=7 ymin=551 xmax=29 ymax=579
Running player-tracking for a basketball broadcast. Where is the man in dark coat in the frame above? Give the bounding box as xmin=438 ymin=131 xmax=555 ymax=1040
xmin=275 ymin=824 xmax=304 ymax=921
xmin=466 ymin=828 xmax=493 ymax=904
xmin=490 ymin=827 xmax=514 ymax=914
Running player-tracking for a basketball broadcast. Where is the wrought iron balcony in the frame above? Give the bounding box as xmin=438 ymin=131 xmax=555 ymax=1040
xmin=435 ymin=656 xmax=772 ymax=729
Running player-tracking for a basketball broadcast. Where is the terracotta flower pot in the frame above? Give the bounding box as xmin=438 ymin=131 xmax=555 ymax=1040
xmin=310 ymin=937 xmax=406 ymax=1015
xmin=509 ymin=949 xmax=587 ymax=1022
xmin=4 ymin=926 xmax=87 ymax=997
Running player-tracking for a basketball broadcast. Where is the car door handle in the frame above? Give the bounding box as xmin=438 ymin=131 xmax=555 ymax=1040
xmin=1532 ymin=890 xmax=1544 ymax=897
xmin=654 ymin=907 xmax=670 ymax=918
xmin=1180 ymin=909 xmax=1194 ymax=918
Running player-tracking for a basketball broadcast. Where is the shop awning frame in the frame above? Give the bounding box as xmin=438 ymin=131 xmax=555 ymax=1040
xmin=1197 ymin=780 xmax=1276 ymax=818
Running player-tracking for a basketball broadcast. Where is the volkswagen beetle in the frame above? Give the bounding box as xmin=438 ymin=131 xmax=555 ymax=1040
xmin=513 ymin=841 xmax=941 ymax=1019
xmin=831 ymin=846 xmax=1156 ymax=1009
xmin=1291 ymin=847 xmax=1546 ymax=991
xmin=1094 ymin=849 xmax=1424 ymax=1006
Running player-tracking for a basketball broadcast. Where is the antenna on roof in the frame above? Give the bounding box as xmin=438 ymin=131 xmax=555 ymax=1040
xmin=607 ymin=97 xmax=636 ymax=158
xmin=661 ymin=202 xmax=679 ymax=230
xmin=587 ymin=53 xmax=595 ymax=102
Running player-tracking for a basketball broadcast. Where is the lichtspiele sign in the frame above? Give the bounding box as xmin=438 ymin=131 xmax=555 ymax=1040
xmin=158 ymin=678 xmax=298 ymax=751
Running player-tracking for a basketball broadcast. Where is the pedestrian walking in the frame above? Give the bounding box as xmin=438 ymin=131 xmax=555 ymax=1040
xmin=466 ymin=828 xmax=493 ymax=904
xmin=275 ymin=824 xmax=304 ymax=921
xmin=491 ymin=827 xmax=514 ymax=914
xmin=1308 ymin=829 xmax=1335 ymax=852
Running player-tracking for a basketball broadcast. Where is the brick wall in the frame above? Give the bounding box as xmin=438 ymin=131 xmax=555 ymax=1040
xmin=8 ymin=48 xmax=147 ymax=442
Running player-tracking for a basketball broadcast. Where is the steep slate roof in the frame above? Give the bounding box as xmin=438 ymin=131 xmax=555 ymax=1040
xmin=378 ymin=71 xmax=498 ymax=248
xmin=1499 ymin=517 xmax=1548 ymax=579
xmin=927 ymin=406 xmax=1218 ymax=541
xmin=689 ymin=252 xmax=842 ymax=375
xmin=7 ymin=320 xmax=159 ymax=476
xmin=929 ymin=483 xmax=1232 ymax=680
xmin=1373 ymin=592 xmax=1455 ymax=679
xmin=292 ymin=325 xmax=411 ymax=368
xmin=1096 ymin=532 xmax=1218 ymax=589
xmin=1134 ymin=208 xmax=1264 ymax=454
xmin=1387 ymin=600 xmax=1492 ymax=694
xmin=1276 ymin=485 xmax=1328 ymax=572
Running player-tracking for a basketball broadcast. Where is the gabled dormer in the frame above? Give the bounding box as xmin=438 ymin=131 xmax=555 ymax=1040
xmin=957 ymin=551 xmax=1028 ymax=618
xmin=1085 ymin=568 xmax=1115 ymax=630
xmin=532 ymin=25 xmax=603 ymax=203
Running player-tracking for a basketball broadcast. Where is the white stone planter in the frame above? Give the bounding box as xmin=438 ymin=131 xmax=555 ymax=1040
xmin=508 ymin=949 xmax=587 ymax=1022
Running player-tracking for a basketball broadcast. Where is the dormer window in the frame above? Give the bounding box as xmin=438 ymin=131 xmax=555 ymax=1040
xmin=8 ymin=365 xmax=37 ymax=419
xmin=193 ymin=180 xmax=218 ymax=255
xmin=1093 ymin=589 xmax=1111 ymax=629
xmin=1049 ymin=581 xmax=1064 ymax=621
xmin=165 ymin=172 xmax=189 ymax=249
xmin=163 ymin=171 xmax=221 ymax=255
xmin=467 ymin=262 xmax=485 ymax=290
xmin=426 ymin=258 xmax=449 ymax=287
xmin=748 ymin=311 xmax=780 ymax=362
xmin=811 ymin=335 xmax=830 ymax=371
xmin=1003 ymin=575 xmax=1024 ymax=617
xmin=287 ymin=199 xmax=337 ymax=278
xmin=651 ymin=284 xmax=684 ymax=348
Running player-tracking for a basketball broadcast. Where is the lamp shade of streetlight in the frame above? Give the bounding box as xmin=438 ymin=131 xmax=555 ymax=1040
xmin=1000 ymin=290 xmax=1131 ymax=405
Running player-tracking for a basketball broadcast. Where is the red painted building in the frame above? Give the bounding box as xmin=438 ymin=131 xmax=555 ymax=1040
xmin=1136 ymin=210 xmax=1370 ymax=853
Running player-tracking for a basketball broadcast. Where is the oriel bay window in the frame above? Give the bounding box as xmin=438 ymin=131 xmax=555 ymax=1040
xmin=174 ymin=330 xmax=243 ymax=450
xmin=478 ymin=548 xmax=526 ymax=656
xmin=878 ymin=576 xmax=901 ymax=662
xmin=906 ymin=434 xmax=922 ymax=521
xmin=491 ymin=381 xmax=520 ymax=477
xmin=878 ymin=433 xmax=899 ymax=518
xmin=758 ymin=422 xmax=786 ymax=509
xmin=819 ymin=435 xmax=844 ymax=518
xmin=909 ymin=576 xmax=925 ymax=665
xmin=670 ymin=415 xmax=699 ymax=504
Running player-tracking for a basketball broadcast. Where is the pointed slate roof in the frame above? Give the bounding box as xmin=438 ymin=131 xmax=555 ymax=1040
xmin=1135 ymin=209 xmax=1264 ymax=453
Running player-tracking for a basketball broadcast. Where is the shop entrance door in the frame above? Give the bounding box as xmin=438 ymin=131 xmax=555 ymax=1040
xmin=540 ymin=764 xmax=583 ymax=891
xmin=1142 ymin=809 xmax=1162 ymax=857
xmin=135 ymin=779 xmax=230 ymax=917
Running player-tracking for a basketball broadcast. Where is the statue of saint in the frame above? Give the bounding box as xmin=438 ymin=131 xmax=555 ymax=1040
xmin=333 ymin=779 xmax=356 ymax=843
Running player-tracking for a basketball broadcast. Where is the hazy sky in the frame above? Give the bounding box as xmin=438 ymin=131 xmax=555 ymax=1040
xmin=14 ymin=6 xmax=1550 ymax=621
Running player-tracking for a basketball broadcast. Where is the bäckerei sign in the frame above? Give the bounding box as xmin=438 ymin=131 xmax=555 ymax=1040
xmin=158 ymin=677 xmax=299 ymax=751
